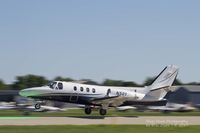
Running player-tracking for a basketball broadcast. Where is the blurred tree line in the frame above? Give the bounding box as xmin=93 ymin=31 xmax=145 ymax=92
xmin=0 ymin=74 xmax=199 ymax=90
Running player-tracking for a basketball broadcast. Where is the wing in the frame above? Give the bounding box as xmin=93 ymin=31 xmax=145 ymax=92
xmin=148 ymin=106 xmax=176 ymax=111
xmin=91 ymin=96 xmax=128 ymax=107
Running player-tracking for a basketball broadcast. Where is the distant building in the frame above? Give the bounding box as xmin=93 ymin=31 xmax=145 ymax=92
xmin=168 ymin=86 xmax=200 ymax=107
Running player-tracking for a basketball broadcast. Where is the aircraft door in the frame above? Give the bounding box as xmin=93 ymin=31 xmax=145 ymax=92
xmin=106 ymin=89 xmax=111 ymax=97
xmin=70 ymin=93 xmax=79 ymax=102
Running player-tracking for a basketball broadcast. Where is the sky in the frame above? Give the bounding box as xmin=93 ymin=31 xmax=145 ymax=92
xmin=0 ymin=0 xmax=200 ymax=84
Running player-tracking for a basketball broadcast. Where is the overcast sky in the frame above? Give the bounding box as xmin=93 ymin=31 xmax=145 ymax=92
xmin=0 ymin=0 xmax=200 ymax=84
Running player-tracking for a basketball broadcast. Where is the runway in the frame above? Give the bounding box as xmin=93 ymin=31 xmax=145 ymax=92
xmin=0 ymin=116 xmax=200 ymax=126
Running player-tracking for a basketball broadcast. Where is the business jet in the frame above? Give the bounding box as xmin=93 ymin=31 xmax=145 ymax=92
xmin=19 ymin=65 xmax=178 ymax=115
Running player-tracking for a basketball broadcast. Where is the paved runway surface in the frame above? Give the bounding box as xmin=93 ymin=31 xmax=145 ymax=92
xmin=0 ymin=116 xmax=200 ymax=126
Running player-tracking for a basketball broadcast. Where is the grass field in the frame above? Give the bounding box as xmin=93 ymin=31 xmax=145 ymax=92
xmin=0 ymin=125 xmax=199 ymax=133
xmin=0 ymin=109 xmax=200 ymax=117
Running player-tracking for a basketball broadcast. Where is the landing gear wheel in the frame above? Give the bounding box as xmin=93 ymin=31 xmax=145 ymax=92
xmin=35 ymin=103 xmax=41 ymax=110
xmin=99 ymin=109 xmax=107 ymax=116
xmin=85 ymin=107 xmax=92 ymax=115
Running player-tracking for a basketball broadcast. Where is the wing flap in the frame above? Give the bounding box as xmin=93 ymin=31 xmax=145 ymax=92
xmin=91 ymin=96 xmax=128 ymax=107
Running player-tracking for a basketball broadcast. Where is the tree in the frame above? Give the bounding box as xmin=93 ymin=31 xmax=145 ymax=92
xmin=12 ymin=75 xmax=49 ymax=90
xmin=102 ymin=79 xmax=123 ymax=86
xmin=143 ymin=77 xmax=155 ymax=86
xmin=173 ymin=79 xmax=182 ymax=85
xmin=185 ymin=82 xmax=200 ymax=85
xmin=102 ymin=79 xmax=140 ymax=87
xmin=54 ymin=76 xmax=74 ymax=82
xmin=0 ymin=80 xmax=7 ymax=90
xmin=122 ymin=81 xmax=141 ymax=87
xmin=79 ymin=79 xmax=99 ymax=85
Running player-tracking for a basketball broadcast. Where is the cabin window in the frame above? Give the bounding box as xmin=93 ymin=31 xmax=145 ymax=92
xmin=116 ymin=91 xmax=119 ymax=96
xmin=92 ymin=88 xmax=96 ymax=93
xmin=80 ymin=87 xmax=84 ymax=91
xmin=58 ymin=82 xmax=63 ymax=90
xmin=86 ymin=88 xmax=90 ymax=92
xmin=74 ymin=86 xmax=77 ymax=91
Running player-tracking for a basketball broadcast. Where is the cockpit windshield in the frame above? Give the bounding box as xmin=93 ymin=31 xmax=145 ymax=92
xmin=47 ymin=81 xmax=63 ymax=90
xmin=47 ymin=82 xmax=57 ymax=89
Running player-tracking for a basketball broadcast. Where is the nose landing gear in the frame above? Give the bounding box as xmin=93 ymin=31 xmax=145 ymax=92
xmin=35 ymin=103 xmax=41 ymax=110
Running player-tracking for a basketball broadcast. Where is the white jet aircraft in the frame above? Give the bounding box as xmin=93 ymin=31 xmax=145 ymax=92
xmin=19 ymin=65 xmax=178 ymax=115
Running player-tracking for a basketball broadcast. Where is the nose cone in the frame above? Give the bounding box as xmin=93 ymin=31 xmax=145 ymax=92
xmin=19 ymin=87 xmax=48 ymax=97
xmin=19 ymin=88 xmax=35 ymax=97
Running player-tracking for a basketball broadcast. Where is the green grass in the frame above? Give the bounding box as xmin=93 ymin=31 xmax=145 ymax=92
xmin=0 ymin=125 xmax=199 ymax=133
xmin=0 ymin=109 xmax=200 ymax=117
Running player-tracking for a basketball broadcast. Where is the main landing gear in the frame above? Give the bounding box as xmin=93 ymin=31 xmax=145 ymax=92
xmin=99 ymin=108 xmax=107 ymax=116
xmin=84 ymin=106 xmax=107 ymax=116
xmin=84 ymin=107 xmax=92 ymax=115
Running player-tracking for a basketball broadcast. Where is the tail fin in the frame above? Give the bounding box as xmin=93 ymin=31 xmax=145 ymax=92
xmin=147 ymin=65 xmax=179 ymax=100
xmin=149 ymin=65 xmax=179 ymax=91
